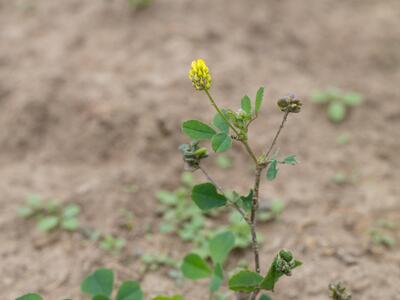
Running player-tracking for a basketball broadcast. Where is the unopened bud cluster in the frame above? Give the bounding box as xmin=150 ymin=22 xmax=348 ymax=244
xmin=277 ymin=94 xmax=302 ymax=113
xmin=275 ymin=249 xmax=296 ymax=276
xmin=179 ymin=141 xmax=208 ymax=169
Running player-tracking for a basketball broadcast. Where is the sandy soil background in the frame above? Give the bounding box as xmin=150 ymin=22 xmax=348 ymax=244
xmin=0 ymin=0 xmax=400 ymax=299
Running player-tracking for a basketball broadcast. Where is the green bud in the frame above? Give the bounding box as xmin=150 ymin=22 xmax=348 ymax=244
xmin=279 ymin=249 xmax=293 ymax=262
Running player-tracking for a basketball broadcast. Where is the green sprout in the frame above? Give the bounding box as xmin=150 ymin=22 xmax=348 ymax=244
xmin=311 ymin=88 xmax=363 ymax=123
xmin=18 ymin=195 xmax=81 ymax=232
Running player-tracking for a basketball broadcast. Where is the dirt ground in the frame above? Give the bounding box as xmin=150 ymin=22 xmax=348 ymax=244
xmin=1 ymin=0 xmax=400 ymax=299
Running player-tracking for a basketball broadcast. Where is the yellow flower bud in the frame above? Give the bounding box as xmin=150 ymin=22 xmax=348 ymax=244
xmin=188 ymin=59 xmax=212 ymax=91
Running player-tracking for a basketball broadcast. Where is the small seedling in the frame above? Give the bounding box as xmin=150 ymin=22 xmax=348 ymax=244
xmin=311 ymin=88 xmax=363 ymax=123
xmin=369 ymin=219 xmax=396 ymax=248
xmin=18 ymin=195 xmax=81 ymax=232
xmin=99 ymin=234 xmax=126 ymax=254
xmin=329 ymin=282 xmax=352 ymax=300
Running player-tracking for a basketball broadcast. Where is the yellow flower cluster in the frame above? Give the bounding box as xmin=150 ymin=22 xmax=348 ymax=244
xmin=188 ymin=59 xmax=212 ymax=91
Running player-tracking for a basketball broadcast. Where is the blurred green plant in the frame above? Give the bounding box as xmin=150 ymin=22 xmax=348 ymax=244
xmin=368 ymin=219 xmax=396 ymax=248
xmin=128 ymin=0 xmax=152 ymax=9
xmin=18 ymin=195 xmax=81 ymax=232
xmin=311 ymin=88 xmax=363 ymax=123
xmin=329 ymin=282 xmax=352 ymax=300
xmin=99 ymin=234 xmax=126 ymax=254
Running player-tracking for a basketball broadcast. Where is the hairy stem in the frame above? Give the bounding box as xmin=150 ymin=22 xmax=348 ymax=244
xmin=250 ymin=166 xmax=262 ymax=274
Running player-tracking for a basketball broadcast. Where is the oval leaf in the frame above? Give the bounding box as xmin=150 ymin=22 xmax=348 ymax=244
xmin=328 ymin=101 xmax=346 ymax=123
xmin=37 ymin=216 xmax=59 ymax=231
xmin=81 ymin=268 xmax=114 ymax=297
xmin=182 ymin=120 xmax=216 ymax=140
xmin=213 ymin=113 xmax=229 ymax=133
xmin=209 ymin=231 xmax=235 ymax=264
xmin=116 ymin=280 xmax=143 ymax=300
xmin=228 ymin=270 xmax=263 ymax=293
xmin=191 ymin=183 xmax=227 ymax=211
xmin=266 ymin=160 xmax=278 ymax=181
xmin=211 ymin=133 xmax=232 ymax=153
xmin=181 ymin=253 xmax=212 ymax=279
xmin=343 ymin=92 xmax=363 ymax=106
xmin=255 ymin=87 xmax=265 ymax=113
xmin=241 ymin=96 xmax=252 ymax=114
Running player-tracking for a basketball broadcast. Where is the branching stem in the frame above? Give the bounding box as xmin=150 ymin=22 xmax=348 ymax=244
xmin=199 ymin=91 xmax=291 ymax=300
xmin=205 ymin=90 xmax=258 ymax=164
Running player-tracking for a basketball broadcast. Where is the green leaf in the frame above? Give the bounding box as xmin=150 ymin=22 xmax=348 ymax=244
xmin=213 ymin=113 xmax=229 ymax=133
xmin=266 ymin=160 xmax=278 ymax=181
xmin=153 ymin=296 xmax=184 ymax=300
xmin=156 ymin=191 xmax=178 ymax=205
xmin=255 ymin=87 xmax=265 ymax=113
xmin=211 ymin=133 xmax=232 ymax=153
xmin=228 ymin=270 xmax=263 ymax=292
xmin=241 ymin=95 xmax=252 ymax=114
xmin=209 ymin=263 xmax=224 ymax=292
xmin=181 ymin=253 xmax=212 ymax=279
xmin=182 ymin=120 xmax=216 ymax=140
xmin=37 ymin=216 xmax=59 ymax=231
xmin=17 ymin=206 xmax=34 ymax=218
xmin=92 ymin=296 xmax=110 ymax=300
xmin=191 ymin=183 xmax=227 ymax=211
xmin=61 ymin=217 xmax=80 ymax=231
xmin=26 ymin=195 xmax=43 ymax=209
xmin=343 ymin=92 xmax=363 ymax=106
xmin=328 ymin=101 xmax=346 ymax=123
xmin=282 ymin=155 xmax=297 ymax=165
xmin=63 ymin=203 xmax=80 ymax=218
xmin=81 ymin=268 xmax=114 ymax=297
xmin=240 ymin=190 xmax=253 ymax=212
xmin=310 ymin=91 xmax=330 ymax=103
xmin=16 ymin=294 xmax=43 ymax=300
xmin=116 ymin=281 xmax=143 ymax=300
xmin=209 ymin=231 xmax=235 ymax=264
xmin=259 ymin=295 xmax=273 ymax=300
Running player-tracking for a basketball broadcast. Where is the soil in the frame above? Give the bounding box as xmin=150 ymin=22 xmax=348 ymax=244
xmin=1 ymin=0 xmax=400 ymax=299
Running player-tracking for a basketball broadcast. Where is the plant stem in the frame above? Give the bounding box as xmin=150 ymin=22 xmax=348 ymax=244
xmin=264 ymin=110 xmax=289 ymax=159
xmin=250 ymin=166 xmax=262 ymax=274
xmin=198 ymin=165 xmax=249 ymax=223
xmin=204 ymin=90 xmax=258 ymax=164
